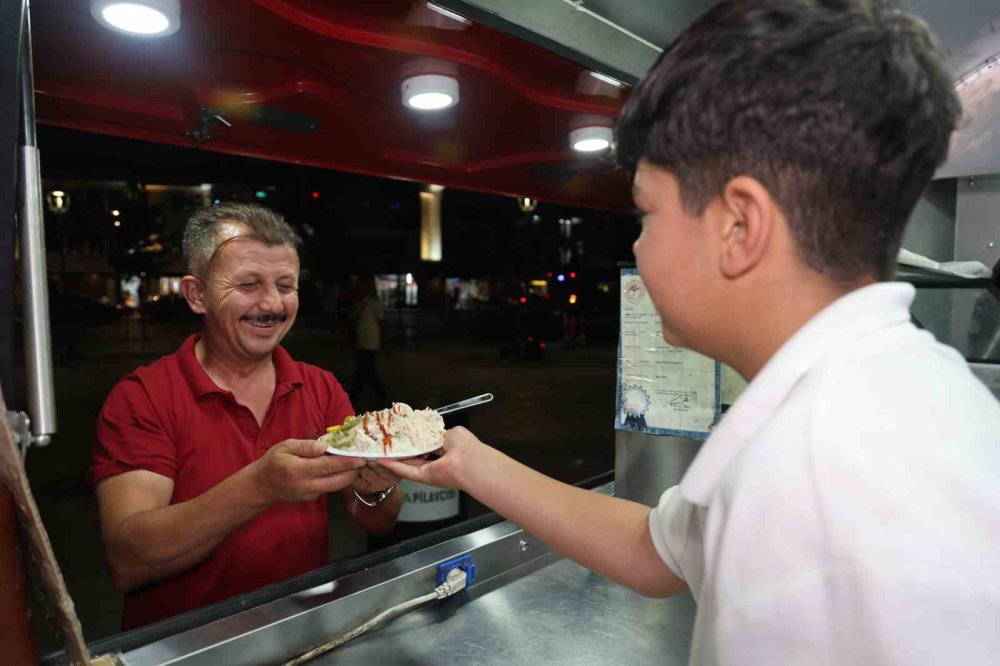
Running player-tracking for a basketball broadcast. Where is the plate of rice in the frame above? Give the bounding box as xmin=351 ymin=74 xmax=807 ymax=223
xmin=321 ymin=402 xmax=444 ymax=459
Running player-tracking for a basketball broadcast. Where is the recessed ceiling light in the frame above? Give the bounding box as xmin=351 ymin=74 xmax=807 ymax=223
xmin=402 ymin=75 xmax=460 ymax=111
xmin=570 ymin=126 xmax=613 ymax=152
xmin=91 ymin=0 xmax=180 ymax=37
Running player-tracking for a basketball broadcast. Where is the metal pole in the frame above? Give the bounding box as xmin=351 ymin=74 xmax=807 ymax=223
xmin=17 ymin=2 xmax=55 ymax=444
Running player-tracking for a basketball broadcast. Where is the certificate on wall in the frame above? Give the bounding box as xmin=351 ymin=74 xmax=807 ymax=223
xmin=615 ymin=268 xmax=721 ymax=439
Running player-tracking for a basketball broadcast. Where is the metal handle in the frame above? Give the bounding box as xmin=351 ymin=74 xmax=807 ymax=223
xmin=16 ymin=8 xmax=55 ymax=445
xmin=434 ymin=393 xmax=494 ymax=416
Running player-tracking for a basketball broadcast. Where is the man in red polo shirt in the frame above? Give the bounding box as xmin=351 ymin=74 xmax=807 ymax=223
xmin=89 ymin=203 xmax=402 ymax=630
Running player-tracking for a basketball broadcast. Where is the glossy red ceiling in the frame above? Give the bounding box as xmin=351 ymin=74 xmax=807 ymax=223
xmin=30 ymin=0 xmax=632 ymax=211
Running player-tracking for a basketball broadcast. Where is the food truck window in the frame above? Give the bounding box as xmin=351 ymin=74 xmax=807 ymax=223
xmin=22 ymin=125 xmax=638 ymax=653
xmin=10 ymin=0 xmax=648 ymax=652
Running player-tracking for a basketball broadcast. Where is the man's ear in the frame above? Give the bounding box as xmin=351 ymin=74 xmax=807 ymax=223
xmin=718 ymin=176 xmax=777 ymax=280
xmin=179 ymin=275 xmax=207 ymax=315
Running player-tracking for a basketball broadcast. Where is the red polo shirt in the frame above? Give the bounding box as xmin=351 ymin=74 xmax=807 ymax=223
xmin=89 ymin=334 xmax=353 ymax=630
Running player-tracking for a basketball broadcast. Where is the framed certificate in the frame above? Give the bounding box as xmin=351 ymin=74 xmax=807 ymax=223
xmin=615 ymin=268 xmax=721 ymax=439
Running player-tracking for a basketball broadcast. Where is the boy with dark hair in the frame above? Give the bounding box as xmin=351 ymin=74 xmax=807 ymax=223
xmin=384 ymin=2 xmax=1000 ymax=663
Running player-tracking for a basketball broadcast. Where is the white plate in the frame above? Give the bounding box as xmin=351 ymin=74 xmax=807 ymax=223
xmin=324 ymin=442 xmax=443 ymax=459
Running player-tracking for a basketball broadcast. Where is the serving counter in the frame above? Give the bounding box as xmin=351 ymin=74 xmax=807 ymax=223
xmin=65 ymin=482 xmax=695 ymax=666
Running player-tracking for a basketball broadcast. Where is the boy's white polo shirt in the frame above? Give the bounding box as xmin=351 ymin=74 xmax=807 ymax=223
xmin=649 ymin=282 xmax=1000 ymax=665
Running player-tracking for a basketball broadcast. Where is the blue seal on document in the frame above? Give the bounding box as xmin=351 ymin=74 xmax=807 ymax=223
xmin=620 ymin=384 xmax=650 ymax=430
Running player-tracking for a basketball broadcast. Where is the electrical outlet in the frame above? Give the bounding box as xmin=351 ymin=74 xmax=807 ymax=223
xmin=436 ymin=554 xmax=476 ymax=586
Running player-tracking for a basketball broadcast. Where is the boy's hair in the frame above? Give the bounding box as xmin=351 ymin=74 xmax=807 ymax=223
xmin=182 ymin=202 xmax=302 ymax=278
xmin=615 ymin=0 xmax=961 ymax=281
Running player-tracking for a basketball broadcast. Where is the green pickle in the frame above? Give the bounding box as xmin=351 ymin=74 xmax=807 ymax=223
xmin=325 ymin=415 xmax=359 ymax=450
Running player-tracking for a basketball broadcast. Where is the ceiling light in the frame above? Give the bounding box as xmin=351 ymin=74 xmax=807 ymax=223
xmin=403 ymin=75 xmax=459 ymax=111
xmin=426 ymin=2 xmax=471 ymax=24
xmin=589 ymin=71 xmax=622 ymax=87
xmin=91 ymin=0 xmax=180 ymax=37
xmin=570 ymin=126 xmax=613 ymax=152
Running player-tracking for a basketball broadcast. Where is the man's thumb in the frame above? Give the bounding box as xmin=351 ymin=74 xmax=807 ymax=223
xmin=290 ymin=439 xmax=327 ymax=458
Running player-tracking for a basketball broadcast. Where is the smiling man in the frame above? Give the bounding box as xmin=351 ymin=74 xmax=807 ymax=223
xmin=89 ymin=203 xmax=403 ymax=630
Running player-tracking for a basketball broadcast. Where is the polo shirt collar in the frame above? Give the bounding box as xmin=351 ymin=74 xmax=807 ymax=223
xmin=680 ymin=282 xmax=916 ymax=507
xmin=177 ymin=334 xmax=305 ymax=399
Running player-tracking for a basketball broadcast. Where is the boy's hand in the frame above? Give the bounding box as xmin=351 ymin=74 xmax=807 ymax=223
xmin=377 ymin=426 xmax=483 ymax=490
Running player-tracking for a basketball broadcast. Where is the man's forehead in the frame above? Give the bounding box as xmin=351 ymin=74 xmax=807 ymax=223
xmin=212 ymin=234 xmax=299 ymax=272
xmin=221 ymin=240 xmax=297 ymax=261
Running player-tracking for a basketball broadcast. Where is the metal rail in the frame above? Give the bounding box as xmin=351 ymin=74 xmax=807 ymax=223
xmin=120 ymin=511 xmax=567 ymax=665
xmin=13 ymin=0 xmax=56 ymax=446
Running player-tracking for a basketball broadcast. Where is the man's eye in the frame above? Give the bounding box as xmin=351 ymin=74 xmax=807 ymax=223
xmin=277 ymin=284 xmax=296 ymax=294
xmin=238 ymin=282 xmax=258 ymax=290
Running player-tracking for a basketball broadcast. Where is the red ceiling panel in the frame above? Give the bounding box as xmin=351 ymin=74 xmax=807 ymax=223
xmin=31 ymin=0 xmax=633 ymax=211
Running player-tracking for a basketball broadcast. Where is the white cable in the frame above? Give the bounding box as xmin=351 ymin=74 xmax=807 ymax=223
xmin=433 ymin=567 xmax=469 ymax=599
xmin=559 ymin=0 xmax=663 ymax=52
xmin=282 ymin=568 xmax=469 ymax=666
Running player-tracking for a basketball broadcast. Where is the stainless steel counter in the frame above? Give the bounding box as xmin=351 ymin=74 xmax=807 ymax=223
xmin=110 ymin=482 xmax=695 ymax=666
xmin=310 ymin=557 xmax=696 ymax=665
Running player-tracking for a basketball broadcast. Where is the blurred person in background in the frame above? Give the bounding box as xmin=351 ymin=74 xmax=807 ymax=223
xmin=349 ymin=274 xmax=389 ymax=410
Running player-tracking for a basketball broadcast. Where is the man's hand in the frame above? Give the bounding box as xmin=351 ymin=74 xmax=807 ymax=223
xmin=95 ymin=441 xmax=364 ymax=593
xmin=352 ymin=462 xmax=401 ymax=495
xmin=251 ymin=439 xmax=366 ymax=504
xmin=342 ymin=460 xmax=404 ymax=537
xmin=377 ymin=426 xmax=483 ymax=491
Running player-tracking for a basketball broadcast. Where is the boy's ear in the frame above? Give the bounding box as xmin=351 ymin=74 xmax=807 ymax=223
xmin=718 ymin=176 xmax=777 ymax=279
xmin=180 ymin=275 xmax=207 ymax=315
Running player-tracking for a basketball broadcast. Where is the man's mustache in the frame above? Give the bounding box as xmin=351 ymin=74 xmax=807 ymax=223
xmin=241 ymin=313 xmax=288 ymax=324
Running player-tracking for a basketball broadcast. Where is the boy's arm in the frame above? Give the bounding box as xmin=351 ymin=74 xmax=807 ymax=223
xmin=380 ymin=428 xmax=686 ymax=598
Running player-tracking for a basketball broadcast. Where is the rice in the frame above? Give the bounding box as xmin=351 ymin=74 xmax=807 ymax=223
xmin=322 ymin=403 xmax=444 ymax=455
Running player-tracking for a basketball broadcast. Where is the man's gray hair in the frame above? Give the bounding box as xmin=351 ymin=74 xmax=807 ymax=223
xmin=182 ymin=202 xmax=302 ymax=277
